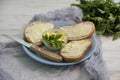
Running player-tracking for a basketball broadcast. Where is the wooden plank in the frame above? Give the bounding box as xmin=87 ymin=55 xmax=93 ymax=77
xmin=0 ymin=0 xmax=120 ymax=79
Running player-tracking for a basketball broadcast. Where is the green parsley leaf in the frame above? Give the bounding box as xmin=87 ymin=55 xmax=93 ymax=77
xmin=42 ymin=34 xmax=65 ymax=49
xmin=71 ymin=0 xmax=120 ymax=40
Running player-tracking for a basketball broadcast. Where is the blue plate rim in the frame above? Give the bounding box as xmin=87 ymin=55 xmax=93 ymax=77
xmin=23 ymin=35 xmax=97 ymax=66
xmin=22 ymin=21 xmax=97 ymax=66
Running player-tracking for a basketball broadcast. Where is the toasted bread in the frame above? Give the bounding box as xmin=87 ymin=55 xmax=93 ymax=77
xmin=24 ymin=21 xmax=55 ymax=45
xmin=60 ymin=21 xmax=95 ymax=41
xmin=60 ymin=39 xmax=92 ymax=62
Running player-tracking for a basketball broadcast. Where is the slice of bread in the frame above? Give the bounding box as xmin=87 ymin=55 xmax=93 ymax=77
xmin=60 ymin=39 xmax=92 ymax=62
xmin=24 ymin=21 xmax=55 ymax=45
xmin=60 ymin=21 xmax=95 ymax=41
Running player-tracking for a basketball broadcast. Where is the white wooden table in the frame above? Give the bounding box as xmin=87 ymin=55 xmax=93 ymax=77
xmin=0 ymin=0 xmax=120 ymax=80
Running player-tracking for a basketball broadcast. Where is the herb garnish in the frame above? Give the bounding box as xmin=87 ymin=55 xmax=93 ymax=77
xmin=71 ymin=0 xmax=120 ymax=40
xmin=42 ymin=34 xmax=65 ymax=49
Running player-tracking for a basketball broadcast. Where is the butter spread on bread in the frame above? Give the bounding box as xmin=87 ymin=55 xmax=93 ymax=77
xmin=60 ymin=39 xmax=92 ymax=62
xmin=24 ymin=21 xmax=55 ymax=45
xmin=60 ymin=21 xmax=95 ymax=41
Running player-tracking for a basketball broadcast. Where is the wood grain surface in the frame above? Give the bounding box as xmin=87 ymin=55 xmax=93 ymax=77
xmin=0 ymin=0 xmax=120 ymax=80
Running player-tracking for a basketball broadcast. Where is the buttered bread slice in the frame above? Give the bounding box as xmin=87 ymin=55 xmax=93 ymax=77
xmin=24 ymin=21 xmax=55 ymax=45
xmin=60 ymin=21 xmax=95 ymax=41
xmin=60 ymin=39 xmax=92 ymax=62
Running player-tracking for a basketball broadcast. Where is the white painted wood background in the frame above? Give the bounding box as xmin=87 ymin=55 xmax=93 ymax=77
xmin=0 ymin=0 xmax=120 ymax=80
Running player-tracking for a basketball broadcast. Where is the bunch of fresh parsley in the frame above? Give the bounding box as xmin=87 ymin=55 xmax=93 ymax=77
xmin=42 ymin=34 xmax=64 ymax=49
xmin=71 ymin=0 xmax=120 ymax=40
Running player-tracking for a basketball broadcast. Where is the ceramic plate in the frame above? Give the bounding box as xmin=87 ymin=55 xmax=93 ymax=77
xmin=23 ymin=21 xmax=97 ymax=66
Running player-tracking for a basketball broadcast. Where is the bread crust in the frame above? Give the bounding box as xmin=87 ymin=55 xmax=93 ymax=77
xmin=61 ymin=39 xmax=92 ymax=62
xmin=24 ymin=35 xmax=43 ymax=46
xmin=68 ymin=28 xmax=95 ymax=41
xmin=61 ymin=21 xmax=95 ymax=41
xmin=24 ymin=20 xmax=55 ymax=46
